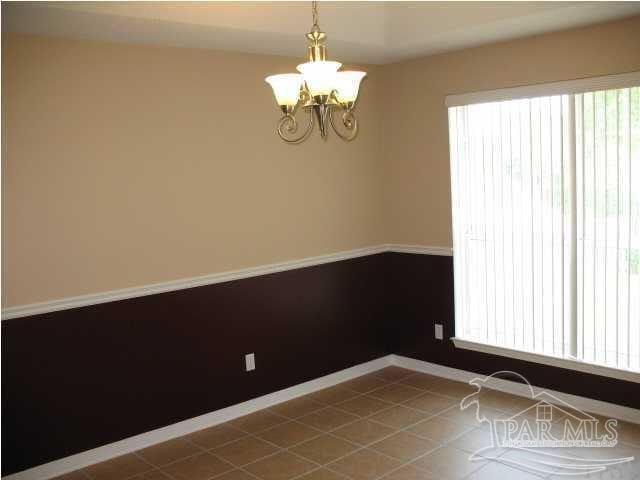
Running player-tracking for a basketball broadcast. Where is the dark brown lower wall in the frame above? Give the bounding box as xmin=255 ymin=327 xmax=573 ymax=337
xmin=1 ymin=254 xmax=390 ymax=475
xmin=3 ymin=252 xmax=638 ymax=475
xmin=387 ymin=252 xmax=640 ymax=411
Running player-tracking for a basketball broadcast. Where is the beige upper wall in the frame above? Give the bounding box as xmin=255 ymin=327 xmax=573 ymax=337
xmin=3 ymin=16 xmax=640 ymax=307
xmin=382 ymin=15 xmax=640 ymax=247
xmin=2 ymin=34 xmax=385 ymax=306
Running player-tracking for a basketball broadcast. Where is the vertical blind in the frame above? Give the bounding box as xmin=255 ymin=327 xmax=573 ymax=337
xmin=448 ymin=80 xmax=640 ymax=373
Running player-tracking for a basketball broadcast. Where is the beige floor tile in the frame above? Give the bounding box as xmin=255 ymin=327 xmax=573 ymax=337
xmin=296 ymin=468 xmax=349 ymax=480
xmin=256 ymin=421 xmax=321 ymax=448
xmin=477 ymin=390 xmax=525 ymax=413
xmin=370 ymin=432 xmax=438 ymax=462
xmin=368 ymin=384 xmax=424 ymax=404
xmin=137 ymin=438 xmax=201 ymax=467
xmin=535 ymin=420 xmax=567 ymax=441
xmin=514 ymin=402 xmax=557 ymax=424
xmin=429 ymin=380 xmax=478 ymax=399
xmin=491 ymin=414 xmax=562 ymax=443
xmin=547 ymin=463 xmax=639 ymax=480
xmin=439 ymin=404 xmax=504 ymax=426
xmin=336 ymin=396 xmax=392 ymax=417
xmin=595 ymin=457 xmax=640 ymax=480
xmin=76 ymin=374 xmax=640 ymax=480
xmin=83 ymin=453 xmax=152 ymax=480
xmin=187 ymin=424 xmax=246 ymax=450
xmin=411 ymin=445 xmax=486 ymax=479
xmin=230 ymin=411 xmax=288 ymax=433
xmin=565 ymin=442 xmax=640 ymax=479
xmin=244 ymin=452 xmax=316 ymax=480
xmin=546 ymin=474 xmax=595 ymax=480
xmin=340 ymin=375 xmax=389 ymax=394
xmin=332 ymin=419 xmax=395 ymax=446
xmin=403 ymin=392 xmax=457 ymax=415
xmin=290 ymin=434 xmax=358 ymax=464
xmin=52 ymin=472 xmax=89 ymax=480
xmin=550 ymin=413 xmax=601 ymax=439
xmin=382 ymin=465 xmax=437 ymax=480
xmin=370 ymin=367 xmax=415 ymax=382
xmin=497 ymin=447 xmax=568 ymax=477
xmin=211 ymin=470 xmax=256 ymax=480
xmin=270 ymin=398 xmax=325 ymax=419
xmin=466 ymin=461 xmax=545 ymax=479
xmin=616 ymin=420 xmax=640 ymax=447
xmin=309 ymin=387 xmax=360 ymax=405
xmin=370 ymin=405 xmax=430 ymax=430
xmin=162 ymin=452 xmax=234 ymax=480
xmin=449 ymin=428 xmax=494 ymax=453
xmin=328 ymin=449 xmax=402 ymax=480
xmin=132 ymin=470 xmax=173 ymax=480
xmin=212 ymin=437 xmax=279 ymax=466
xmin=407 ymin=416 xmax=473 ymax=444
xmin=550 ymin=406 xmax=585 ymax=424
xmin=501 ymin=396 xmax=540 ymax=416
xmin=399 ymin=374 xmax=449 ymax=391
xmin=570 ymin=442 xmax=640 ymax=459
xmin=298 ymin=408 xmax=359 ymax=432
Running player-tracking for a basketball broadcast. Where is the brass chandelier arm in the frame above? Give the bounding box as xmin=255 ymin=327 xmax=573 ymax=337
xmin=328 ymin=108 xmax=358 ymax=142
xmin=277 ymin=110 xmax=315 ymax=144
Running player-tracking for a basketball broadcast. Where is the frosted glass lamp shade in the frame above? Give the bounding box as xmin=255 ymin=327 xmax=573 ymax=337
xmin=265 ymin=74 xmax=304 ymax=107
xmin=334 ymin=71 xmax=366 ymax=103
xmin=296 ymin=61 xmax=342 ymax=96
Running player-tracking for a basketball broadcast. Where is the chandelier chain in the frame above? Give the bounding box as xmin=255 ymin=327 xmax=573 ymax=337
xmin=312 ymin=0 xmax=319 ymax=27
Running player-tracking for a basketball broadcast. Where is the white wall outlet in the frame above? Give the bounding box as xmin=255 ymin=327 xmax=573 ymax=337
xmin=435 ymin=324 xmax=444 ymax=340
xmin=245 ymin=353 xmax=255 ymax=372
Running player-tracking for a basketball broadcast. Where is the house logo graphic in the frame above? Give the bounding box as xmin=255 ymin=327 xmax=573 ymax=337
xmin=459 ymin=371 xmax=635 ymax=476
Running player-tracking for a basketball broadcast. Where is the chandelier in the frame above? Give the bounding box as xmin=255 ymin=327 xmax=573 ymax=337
xmin=265 ymin=1 xmax=366 ymax=144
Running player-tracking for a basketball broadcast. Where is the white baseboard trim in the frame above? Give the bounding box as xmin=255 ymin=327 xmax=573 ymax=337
xmin=1 ymin=244 xmax=451 ymax=320
xmin=7 ymin=354 xmax=639 ymax=480
xmin=4 ymin=355 xmax=393 ymax=480
xmin=390 ymin=355 xmax=640 ymax=425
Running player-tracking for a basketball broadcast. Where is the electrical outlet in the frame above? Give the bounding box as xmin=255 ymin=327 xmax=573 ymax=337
xmin=435 ymin=324 xmax=444 ymax=340
xmin=245 ymin=353 xmax=255 ymax=372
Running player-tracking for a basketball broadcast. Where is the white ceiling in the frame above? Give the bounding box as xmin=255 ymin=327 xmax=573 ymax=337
xmin=3 ymin=1 xmax=640 ymax=64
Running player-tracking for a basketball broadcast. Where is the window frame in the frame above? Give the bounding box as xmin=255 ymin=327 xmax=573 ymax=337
xmin=446 ymin=72 xmax=640 ymax=384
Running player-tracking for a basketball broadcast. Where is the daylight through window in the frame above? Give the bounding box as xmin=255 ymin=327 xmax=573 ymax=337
xmin=448 ymin=75 xmax=640 ymax=374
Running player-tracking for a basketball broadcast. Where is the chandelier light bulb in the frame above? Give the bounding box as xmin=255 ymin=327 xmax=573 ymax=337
xmin=265 ymin=74 xmax=304 ymax=108
xmin=296 ymin=61 xmax=342 ymax=97
xmin=334 ymin=71 xmax=367 ymax=104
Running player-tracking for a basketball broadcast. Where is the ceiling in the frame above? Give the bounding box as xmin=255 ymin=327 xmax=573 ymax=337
xmin=3 ymin=1 xmax=640 ymax=64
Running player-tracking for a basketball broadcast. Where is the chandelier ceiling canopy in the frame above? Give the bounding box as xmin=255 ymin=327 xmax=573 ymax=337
xmin=265 ymin=1 xmax=366 ymax=144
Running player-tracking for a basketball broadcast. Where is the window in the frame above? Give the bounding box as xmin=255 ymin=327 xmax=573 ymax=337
xmin=447 ymin=73 xmax=640 ymax=380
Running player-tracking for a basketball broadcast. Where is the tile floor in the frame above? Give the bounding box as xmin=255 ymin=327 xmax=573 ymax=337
xmin=55 ymin=367 xmax=640 ymax=480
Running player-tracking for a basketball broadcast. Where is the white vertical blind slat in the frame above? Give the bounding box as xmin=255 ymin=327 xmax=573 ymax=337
xmin=578 ymin=93 xmax=585 ymax=360
xmin=627 ymin=90 xmax=640 ymax=368
xmin=615 ymin=89 xmax=620 ymax=368
xmin=604 ymin=90 xmax=609 ymax=365
xmin=592 ymin=92 xmax=596 ymax=363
